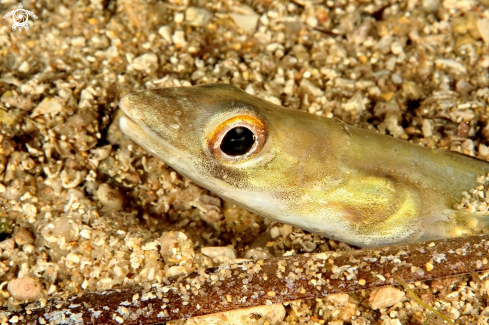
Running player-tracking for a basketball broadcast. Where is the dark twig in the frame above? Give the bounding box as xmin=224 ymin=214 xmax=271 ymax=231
xmin=2 ymin=234 xmax=488 ymax=324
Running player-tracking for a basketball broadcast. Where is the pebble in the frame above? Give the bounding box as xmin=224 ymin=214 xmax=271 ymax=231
xmin=478 ymin=19 xmax=489 ymax=44
xmin=422 ymin=119 xmax=433 ymax=138
xmin=12 ymin=228 xmax=34 ymax=246
xmin=243 ymin=248 xmax=273 ymax=260
xmin=306 ymin=16 xmax=318 ymax=27
xmin=96 ymin=184 xmax=123 ymax=212
xmin=172 ymin=30 xmax=187 ymax=47
xmin=8 ymin=278 xmax=42 ymax=301
xmin=185 ymin=7 xmax=212 ymax=27
xmin=326 ymin=293 xmax=350 ymax=306
xmin=422 ymin=0 xmax=439 ymax=12
xmin=159 ymin=231 xmax=195 ymax=266
xmin=229 ymin=11 xmax=259 ymax=34
xmin=174 ymin=12 xmax=184 ymax=24
xmin=368 ymin=286 xmax=405 ymax=309
xmin=128 ymin=53 xmax=158 ymax=74
xmin=158 ymin=25 xmax=172 ymax=43
xmin=343 ymin=92 xmax=366 ymax=112
xmin=0 ymin=238 xmax=15 ymax=251
xmin=40 ymin=216 xmax=79 ymax=244
xmin=390 ymin=41 xmax=404 ymax=55
xmin=17 ymin=61 xmax=30 ymax=73
xmin=201 ymin=246 xmax=236 ymax=259
xmin=435 ymin=59 xmax=468 ymax=74
xmin=391 ymin=73 xmax=403 ymax=85
xmin=30 ymin=97 xmax=64 ymax=118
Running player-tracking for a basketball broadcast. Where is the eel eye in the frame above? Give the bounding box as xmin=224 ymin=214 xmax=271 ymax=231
xmin=220 ymin=127 xmax=255 ymax=156
xmin=206 ymin=115 xmax=267 ymax=164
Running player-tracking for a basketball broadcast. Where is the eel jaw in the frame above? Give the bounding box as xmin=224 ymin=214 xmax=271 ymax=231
xmin=119 ymin=115 xmax=196 ymax=180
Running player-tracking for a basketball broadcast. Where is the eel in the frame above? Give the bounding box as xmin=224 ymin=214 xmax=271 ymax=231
xmin=119 ymin=83 xmax=489 ymax=247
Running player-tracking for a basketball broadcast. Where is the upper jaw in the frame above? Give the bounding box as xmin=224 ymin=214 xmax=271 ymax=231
xmin=119 ymin=92 xmax=146 ymax=125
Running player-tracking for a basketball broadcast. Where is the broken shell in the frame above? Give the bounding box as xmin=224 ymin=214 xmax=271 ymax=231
xmin=30 ymin=97 xmax=64 ymax=118
xmin=60 ymin=169 xmax=83 ymax=189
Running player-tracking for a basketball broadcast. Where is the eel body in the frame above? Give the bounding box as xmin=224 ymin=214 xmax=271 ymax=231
xmin=119 ymin=84 xmax=489 ymax=247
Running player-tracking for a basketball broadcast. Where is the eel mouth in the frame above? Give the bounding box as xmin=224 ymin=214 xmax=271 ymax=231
xmin=118 ymin=92 xmax=188 ymax=172
xmin=119 ymin=94 xmax=217 ymax=195
xmin=119 ymin=92 xmax=150 ymax=128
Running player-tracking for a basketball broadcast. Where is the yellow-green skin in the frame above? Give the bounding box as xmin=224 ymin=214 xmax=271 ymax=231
xmin=119 ymin=84 xmax=489 ymax=247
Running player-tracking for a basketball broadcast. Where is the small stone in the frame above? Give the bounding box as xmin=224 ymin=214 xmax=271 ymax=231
xmin=40 ymin=216 xmax=79 ymax=243
xmin=477 ymin=19 xmax=489 ymax=44
xmin=391 ymin=74 xmax=403 ymax=85
xmin=30 ymin=97 xmax=64 ymax=118
xmin=18 ymin=61 xmax=30 ymax=73
xmin=96 ymin=184 xmax=123 ymax=212
xmin=90 ymin=145 xmax=112 ymax=162
xmin=159 ymin=231 xmax=195 ymax=266
xmin=456 ymin=79 xmax=474 ymax=93
xmin=435 ymin=59 xmax=467 ymax=74
xmin=0 ymin=238 xmax=15 ymax=251
xmin=230 ymin=10 xmax=259 ymax=34
xmin=158 ymin=25 xmax=172 ymax=43
xmin=368 ymin=286 xmax=405 ymax=309
xmin=174 ymin=12 xmax=184 ymax=24
xmin=71 ymin=36 xmax=86 ymax=47
xmin=300 ymin=79 xmax=324 ymax=97
xmin=422 ymin=119 xmax=433 ymax=138
xmin=327 ymin=293 xmax=350 ymax=306
xmin=390 ymin=41 xmax=404 ymax=55
xmin=401 ymin=81 xmax=423 ymax=100
xmin=13 ymin=228 xmax=35 ymax=246
xmin=422 ymin=0 xmax=439 ymax=12
xmin=172 ymin=31 xmax=187 ymax=47
xmin=128 ymin=53 xmax=158 ymax=74
xmin=480 ymin=144 xmax=489 ymax=156
xmin=479 ymin=56 xmax=489 ymax=68
xmin=8 ymin=278 xmax=42 ymax=301
xmin=201 ymin=246 xmax=236 ymax=259
xmin=185 ymin=7 xmax=212 ymax=27
xmin=270 ymin=226 xmax=280 ymax=238
xmin=167 ymin=266 xmax=188 ymax=277
xmin=244 ymin=248 xmax=273 ymax=260
xmin=306 ymin=16 xmax=318 ymax=27
xmin=343 ymin=92 xmax=366 ymax=112
xmin=0 ymin=92 xmax=32 ymax=111
xmin=0 ymin=110 xmax=15 ymax=125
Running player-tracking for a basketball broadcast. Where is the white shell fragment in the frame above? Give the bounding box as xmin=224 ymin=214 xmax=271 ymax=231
xmin=30 ymin=97 xmax=64 ymax=118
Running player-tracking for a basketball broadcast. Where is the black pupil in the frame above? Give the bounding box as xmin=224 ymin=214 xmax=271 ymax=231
xmin=220 ymin=127 xmax=255 ymax=156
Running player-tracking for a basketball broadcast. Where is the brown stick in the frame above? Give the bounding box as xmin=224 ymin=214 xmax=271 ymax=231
xmin=3 ymin=234 xmax=489 ymax=324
